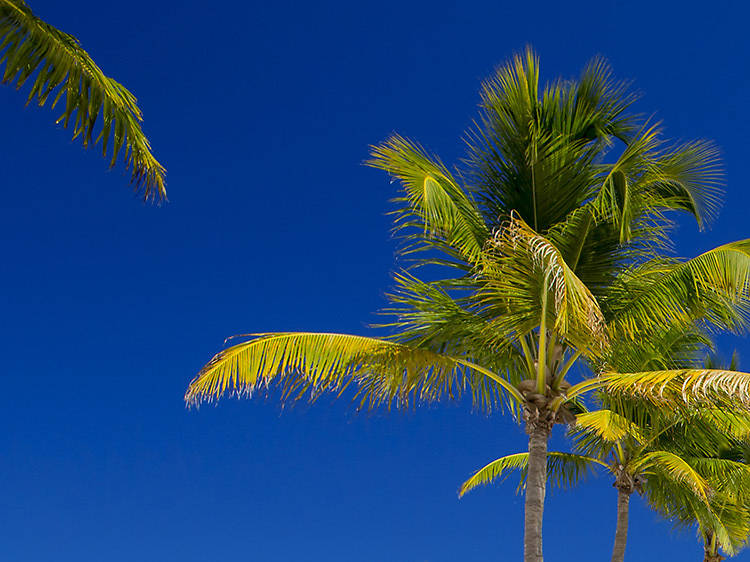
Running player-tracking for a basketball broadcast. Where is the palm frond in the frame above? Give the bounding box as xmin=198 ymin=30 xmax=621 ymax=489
xmin=464 ymin=48 xmax=638 ymax=233
xmin=479 ymin=213 xmax=607 ymax=354
xmin=633 ymin=450 xmax=709 ymax=499
xmin=644 ymin=478 xmax=743 ymax=553
xmin=458 ymin=451 xmax=605 ymax=497
xmin=574 ymin=409 xmax=645 ymax=443
xmin=569 ymin=369 xmax=750 ymax=411
xmin=185 ymin=332 xmax=524 ymax=411
xmin=606 ymin=241 xmax=750 ymax=340
xmin=366 ymin=135 xmax=488 ymax=265
xmin=0 ymin=0 xmax=165 ymax=200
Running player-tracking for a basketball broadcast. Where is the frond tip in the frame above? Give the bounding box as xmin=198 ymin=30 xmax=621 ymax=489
xmin=0 ymin=0 xmax=166 ymax=200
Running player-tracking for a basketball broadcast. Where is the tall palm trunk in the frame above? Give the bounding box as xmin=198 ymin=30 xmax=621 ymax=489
xmin=611 ymin=488 xmax=631 ymax=562
xmin=524 ymin=411 xmax=552 ymax=562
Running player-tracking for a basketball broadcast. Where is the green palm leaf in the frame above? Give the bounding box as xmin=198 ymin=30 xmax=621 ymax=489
xmin=0 ymin=0 xmax=165 ymax=199
xmin=632 ymin=450 xmax=709 ymax=499
xmin=480 ymin=213 xmax=607 ymax=354
xmin=366 ymin=135 xmax=488 ymax=264
xmin=606 ymin=241 xmax=750 ymax=339
xmin=458 ymin=451 xmax=606 ymax=497
xmin=185 ymin=332 xmax=524 ymax=410
xmin=574 ymin=409 xmax=645 ymax=443
xmin=569 ymin=368 xmax=750 ymax=409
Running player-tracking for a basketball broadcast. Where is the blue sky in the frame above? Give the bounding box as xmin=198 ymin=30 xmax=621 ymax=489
xmin=1 ymin=1 xmax=749 ymax=560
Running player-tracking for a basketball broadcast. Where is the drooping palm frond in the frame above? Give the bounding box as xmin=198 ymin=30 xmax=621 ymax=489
xmin=568 ymin=369 xmax=750 ymax=410
xmin=185 ymin=332 xmax=524 ymax=411
xmin=632 ymin=450 xmax=709 ymax=499
xmin=645 ymin=477 xmax=741 ymax=553
xmin=366 ymin=135 xmax=488 ymax=265
xmin=574 ymin=409 xmax=645 ymax=444
xmin=605 ymin=241 xmax=750 ymax=340
xmin=458 ymin=451 xmax=606 ymax=497
xmin=644 ymin=458 xmax=750 ymax=556
xmin=591 ymin=121 xmax=722 ymax=243
xmin=686 ymin=457 xmax=750 ymax=499
xmin=479 ymin=214 xmax=607 ymax=355
xmin=0 ymin=0 xmax=165 ymax=200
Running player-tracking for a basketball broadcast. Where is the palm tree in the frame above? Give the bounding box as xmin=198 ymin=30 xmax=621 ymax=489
xmin=648 ymin=428 xmax=750 ymax=561
xmin=647 ymin=354 xmax=750 ymax=561
xmin=185 ymin=49 xmax=750 ymax=561
xmin=0 ymin=0 xmax=165 ymax=200
xmin=458 ymin=407 xmax=750 ymax=562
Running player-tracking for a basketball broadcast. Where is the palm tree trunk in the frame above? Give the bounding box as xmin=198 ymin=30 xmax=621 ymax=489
xmin=703 ymin=532 xmax=724 ymax=562
xmin=524 ymin=415 xmax=551 ymax=562
xmin=611 ymin=488 xmax=630 ymax=562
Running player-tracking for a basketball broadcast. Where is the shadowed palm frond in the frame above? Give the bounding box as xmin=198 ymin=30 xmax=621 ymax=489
xmin=591 ymin=122 xmax=722 ymax=243
xmin=458 ymin=451 xmax=606 ymax=497
xmin=185 ymin=332 xmax=524 ymax=411
xmin=0 ymin=0 xmax=165 ymax=200
xmin=464 ymin=48 xmax=639 ymax=233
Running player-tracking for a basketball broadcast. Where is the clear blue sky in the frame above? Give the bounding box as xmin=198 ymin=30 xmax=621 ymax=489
xmin=1 ymin=1 xmax=749 ymax=560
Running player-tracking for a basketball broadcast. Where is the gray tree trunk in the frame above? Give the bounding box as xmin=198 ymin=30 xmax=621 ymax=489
xmin=611 ymin=488 xmax=630 ymax=562
xmin=524 ymin=419 xmax=550 ymax=562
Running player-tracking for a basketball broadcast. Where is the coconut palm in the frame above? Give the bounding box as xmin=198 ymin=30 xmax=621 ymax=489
xmin=458 ymin=407 xmax=750 ymax=562
xmin=647 ymin=428 xmax=750 ymax=561
xmin=646 ymin=354 xmax=750 ymax=561
xmin=185 ymin=49 xmax=750 ymax=562
xmin=0 ymin=0 xmax=165 ymax=200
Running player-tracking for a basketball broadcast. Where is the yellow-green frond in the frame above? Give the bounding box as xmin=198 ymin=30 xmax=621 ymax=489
xmin=458 ymin=451 xmax=605 ymax=497
xmin=569 ymin=369 xmax=750 ymax=409
xmin=185 ymin=332 xmax=522 ymax=411
xmin=574 ymin=409 xmax=645 ymax=443
xmin=0 ymin=0 xmax=165 ymax=200
xmin=634 ymin=450 xmax=710 ymax=499
xmin=366 ymin=135 xmax=488 ymax=264
xmin=459 ymin=453 xmax=530 ymax=497
xmin=480 ymin=213 xmax=607 ymax=354
xmin=608 ymin=241 xmax=750 ymax=340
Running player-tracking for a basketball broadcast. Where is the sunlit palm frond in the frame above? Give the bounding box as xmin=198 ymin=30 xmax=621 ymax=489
xmin=644 ymin=478 xmax=740 ymax=553
xmin=569 ymin=369 xmax=750 ymax=410
xmin=687 ymin=457 xmax=750 ymax=499
xmin=633 ymin=450 xmax=710 ymax=499
xmin=0 ymin=0 xmax=165 ymax=199
xmin=366 ymin=135 xmax=488 ymax=265
xmin=574 ymin=409 xmax=645 ymax=444
xmin=458 ymin=451 xmax=605 ymax=497
xmin=606 ymin=241 xmax=750 ymax=340
xmin=185 ymin=332 xmax=523 ymax=411
xmin=480 ymin=214 xmax=607 ymax=354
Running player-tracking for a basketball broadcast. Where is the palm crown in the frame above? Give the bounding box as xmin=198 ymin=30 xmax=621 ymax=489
xmin=185 ymin=48 xmax=750 ymax=562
